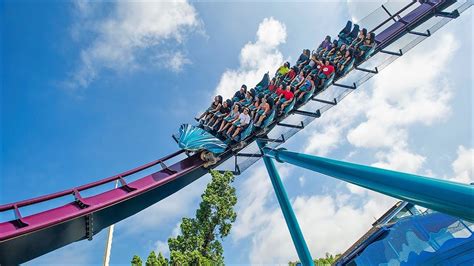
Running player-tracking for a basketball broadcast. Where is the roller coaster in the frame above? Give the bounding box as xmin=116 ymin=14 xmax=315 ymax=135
xmin=1 ymin=1 xmax=472 ymax=265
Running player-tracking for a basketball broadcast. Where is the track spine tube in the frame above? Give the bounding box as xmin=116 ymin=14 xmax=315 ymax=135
xmin=262 ymin=148 xmax=474 ymax=222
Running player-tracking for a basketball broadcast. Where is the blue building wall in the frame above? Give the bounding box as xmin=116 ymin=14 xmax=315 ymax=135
xmin=337 ymin=203 xmax=474 ymax=265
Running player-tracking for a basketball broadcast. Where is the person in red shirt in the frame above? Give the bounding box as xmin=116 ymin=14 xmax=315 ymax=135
xmin=321 ymin=59 xmax=335 ymax=76
xmin=283 ymin=66 xmax=298 ymax=84
xmin=271 ymin=84 xmax=285 ymax=102
xmin=275 ymin=84 xmax=285 ymax=96
xmin=317 ymin=59 xmax=334 ymax=88
xmin=278 ymin=86 xmax=295 ymax=115
xmin=267 ymin=78 xmax=277 ymax=94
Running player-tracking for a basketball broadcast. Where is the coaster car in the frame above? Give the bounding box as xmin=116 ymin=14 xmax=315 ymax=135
xmin=177 ymin=124 xmax=227 ymax=167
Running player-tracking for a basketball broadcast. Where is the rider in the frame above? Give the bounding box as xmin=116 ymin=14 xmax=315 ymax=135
xmin=206 ymin=99 xmax=231 ymax=130
xmin=217 ymin=103 xmax=241 ymax=134
xmin=254 ymin=97 xmax=273 ymax=127
xmin=294 ymin=75 xmax=314 ymax=102
xmin=226 ymin=107 xmax=251 ymax=140
xmin=232 ymin=85 xmax=247 ymax=103
xmin=278 ymin=86 xmax=295 ymax=115
xmin=195 ymin=95 xmax=222 ymax=122
xmin=316 ymin=59 xmax=334 ymax=88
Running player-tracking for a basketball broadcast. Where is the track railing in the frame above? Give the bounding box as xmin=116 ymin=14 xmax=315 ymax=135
xmin=0 ymin=150 xmax=185 ymax=215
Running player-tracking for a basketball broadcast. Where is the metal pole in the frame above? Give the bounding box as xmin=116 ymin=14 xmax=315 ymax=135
xmin=103 ymin=180 xmax=119 ymax=266
xmin=263 ymin=147 xmax=474 ymax=222
xmin=257 ymin=141 xmax=314 ymax=266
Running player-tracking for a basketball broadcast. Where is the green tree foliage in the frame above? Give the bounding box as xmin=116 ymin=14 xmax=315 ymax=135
xmin=131 ymin=170 xmax=237 ymax=266
xmin=168 ymin=170 xmax=237 ymax=265
xmin=145 ymin=251 xmax=168 ymax=266
xmin=288 ymin=253 xmax=342 ymax=266
xmin=313 ymin=252 xmax=341 ymax=265
xmin=156 ymin=252 xmax=168 ymax=266
xmin=131 ymin=255 xmax=143 ymax=266
xmin=146 ymin=251 xmax=158 ymax=266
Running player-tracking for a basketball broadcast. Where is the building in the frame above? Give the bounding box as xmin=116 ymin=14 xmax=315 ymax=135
xmin=335 ymin=201 xmax=474 ymax=265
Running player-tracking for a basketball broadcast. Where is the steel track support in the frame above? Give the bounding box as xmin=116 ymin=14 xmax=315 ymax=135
xmin=380 ymin=49 xmax=403 ymax=56
xmin=408 ymin=29 xmax=431 ymax=37
xmin=262 ymin=147 xmax=474 ymax=222
xmin=355 ymin=66 xmax=379 ymax=74
xmin=436 ymin=10 xmax=460 ymax=19
xmin=311 ymin=97 xmax=337 ymax=105
xmin=277 ymin=121 xmax=305 ymax=129
xmin=332 ymin=82 xmax=357 ymax=90
xmin=236 ymin=152 xmax=263 ymax=158
xmin=257 ymin=141 xmax=314 ymax=266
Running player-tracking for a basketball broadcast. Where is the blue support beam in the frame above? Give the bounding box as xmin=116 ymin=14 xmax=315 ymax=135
xmin=257 ymin=141 xmax=314 ymax=266
xmin=263 ymin=147 xmax=474 ymax=222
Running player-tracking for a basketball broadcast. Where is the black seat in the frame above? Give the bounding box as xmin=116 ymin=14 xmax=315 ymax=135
xmin=339 ymin=20 xmax=352 ymax=35
xmin=362 ymin=28 xmax=367 ymax=36
xmin=349 ymin=24 xmax=360 ymax=39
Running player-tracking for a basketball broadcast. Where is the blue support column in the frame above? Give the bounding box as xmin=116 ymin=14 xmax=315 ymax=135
xmin=263 ymin=147 xmax=474 ymax=222
xmin=257 ymin=141 xmax=314 ymax=266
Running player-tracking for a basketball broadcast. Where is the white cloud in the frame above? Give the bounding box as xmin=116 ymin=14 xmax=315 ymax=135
xmin=303 ymin=90 xmax=368 ymax=155
xmin=154 ymin=240 xmax=170 ymax=258
xmin=214 ymin=17 xmax=287 ymax=99
xmin=232 ymin=165 xmax=284 ymax=241
xmin=347 ymin=120 xmax=408 ymax=148
xmin=346 ymin=183 xmax=367 ymax=196
xmin=169 ymin=52 xmax=192 ymax=72
xmin=347 ymin=34 xmax=457 ymax=151
xmin=68 ymin=0 xmax=201 ymax=89
xmin=155 ymin=51 xmax=192 ymax=73
xmin=153 ymin=222 xmax=180 ymax=258
xmin=371 ymin=147 xmax=426 ymax=173
xmin=449 ymin=145 xmax=474 ymax=184
xmin=304 ymin=125 xmax=344 ymax=156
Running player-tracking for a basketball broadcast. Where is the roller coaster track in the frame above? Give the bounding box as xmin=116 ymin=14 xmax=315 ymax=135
xmin=0 ymin=0 xmax=471 ymax=264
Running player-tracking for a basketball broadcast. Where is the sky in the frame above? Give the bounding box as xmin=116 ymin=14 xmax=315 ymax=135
xmin=1 ymin=0 xmax=473 ymax=265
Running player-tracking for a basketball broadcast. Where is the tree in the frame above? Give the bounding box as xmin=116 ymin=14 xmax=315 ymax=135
xmin=131 ymin=255 xmax=143 ymax=266
xmin=131 ymin=170 xmax=237 ymax=265
xmin=145 ymin=251 xmax=168 ymax=266
xmin=146 ymin=251 xmax=158 ymax=266
xmin=156 ymin=252 xmax=168 ymax=266
xmin=168 ymin=170 xmax=237 ymax=265
xmin=288 ymin=253 xmax=342 ymax=266
xmin=313 ymin=252 xmax=341 ymax=265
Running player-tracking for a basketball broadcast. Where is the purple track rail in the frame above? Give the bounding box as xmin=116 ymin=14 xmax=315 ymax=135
xmin=0 ymin=150 xmax=212 ymax=265
xmin=0 ymin=150 xmax=184 ymax=213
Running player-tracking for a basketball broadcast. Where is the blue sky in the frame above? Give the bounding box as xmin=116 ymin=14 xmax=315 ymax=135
xmin=1 ymin=0 xmax=473 ymax=264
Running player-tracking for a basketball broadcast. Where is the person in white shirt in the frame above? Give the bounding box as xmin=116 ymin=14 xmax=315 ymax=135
xmin=226 ymin=107 xmax=251 ymax=140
